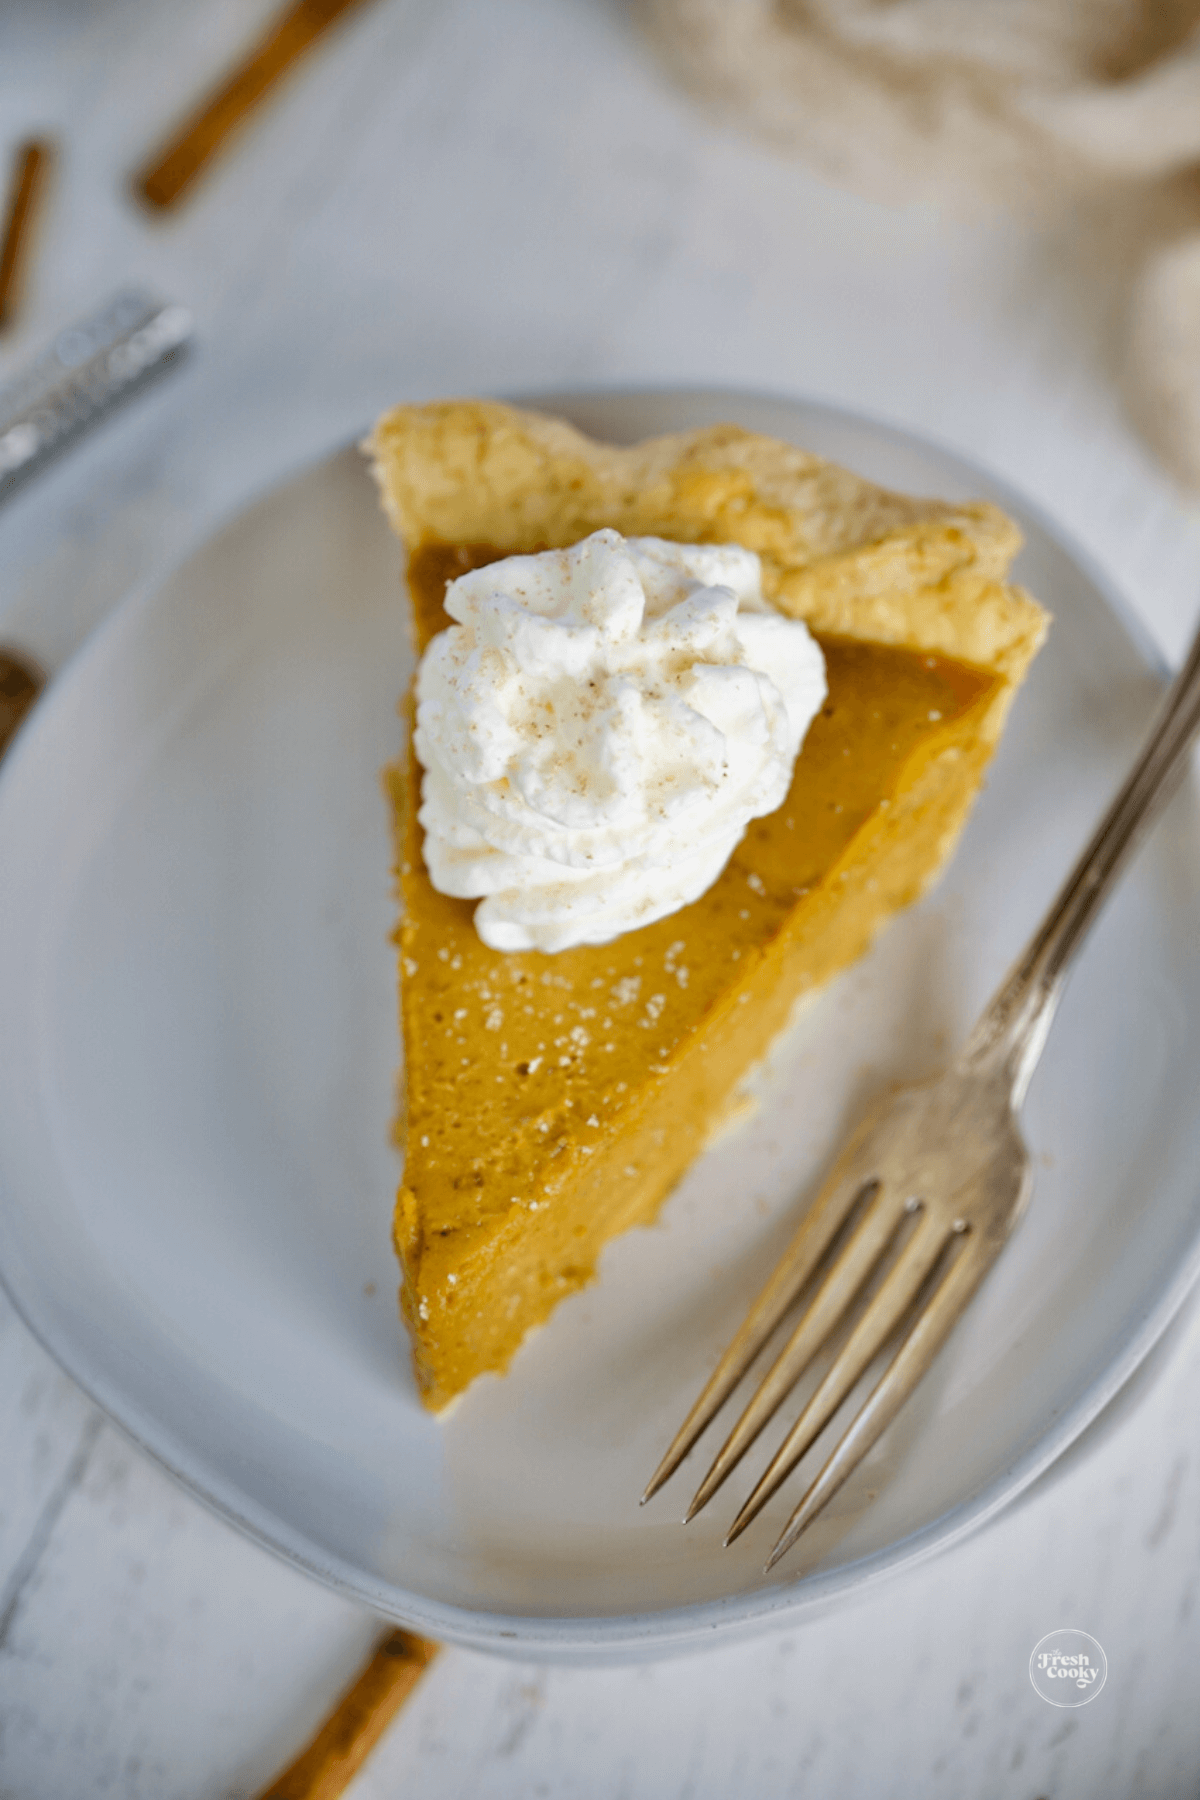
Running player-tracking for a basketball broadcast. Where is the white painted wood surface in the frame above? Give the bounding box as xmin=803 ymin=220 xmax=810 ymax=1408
xmin=2 ymin=2 xmax=1199 ymax=1794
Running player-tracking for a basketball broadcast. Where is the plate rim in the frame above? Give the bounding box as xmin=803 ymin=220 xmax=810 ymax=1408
xmin=0 ymin=383 xmax=1194 ymax=1661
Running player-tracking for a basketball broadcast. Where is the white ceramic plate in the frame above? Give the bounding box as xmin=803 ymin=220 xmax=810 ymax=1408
xmin=2 ymin=390 xmax=1199 ymax=1663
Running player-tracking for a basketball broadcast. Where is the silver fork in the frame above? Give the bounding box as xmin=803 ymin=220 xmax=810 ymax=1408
xmin=643 ymin=609 xmax=1200 ymax=1571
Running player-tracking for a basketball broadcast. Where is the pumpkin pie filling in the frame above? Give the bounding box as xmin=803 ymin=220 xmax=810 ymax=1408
xmin=391 ymin=550 xmax=999 ymax=1409
xmin=368 ymin=401 xmax=1047 ymax=1412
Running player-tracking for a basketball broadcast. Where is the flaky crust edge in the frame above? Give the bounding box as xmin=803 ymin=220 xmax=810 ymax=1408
xmin=364 ymin=396 xmax=1049 ymax=726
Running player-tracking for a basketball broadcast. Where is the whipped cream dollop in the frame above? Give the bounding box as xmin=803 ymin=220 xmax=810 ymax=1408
xmin=413 ymin=529 xmax=827 ymax=953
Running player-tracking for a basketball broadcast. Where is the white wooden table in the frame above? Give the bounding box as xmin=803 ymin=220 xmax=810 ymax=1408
xmin=3 ymin=3 xmax=1200 ymax=1794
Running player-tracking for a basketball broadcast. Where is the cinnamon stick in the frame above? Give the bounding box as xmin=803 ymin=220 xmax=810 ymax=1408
xmin=134 ymin=0 xmax=375 ymax=211
xmin=0 ymin=650 xmax=44 ymax=760
xmin=258 ymin=1629 xmax=437 ymax=1800
xmin=0 ymin=140 xmax=53 ymax=330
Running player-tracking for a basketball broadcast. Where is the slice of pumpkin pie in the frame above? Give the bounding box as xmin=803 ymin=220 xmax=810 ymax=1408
xmin=366 ymin=400 xmax=1048 ymax=1412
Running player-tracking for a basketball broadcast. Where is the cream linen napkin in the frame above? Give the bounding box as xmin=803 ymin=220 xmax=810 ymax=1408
xmin=638 ymin=0 xmax=1200 ymax=491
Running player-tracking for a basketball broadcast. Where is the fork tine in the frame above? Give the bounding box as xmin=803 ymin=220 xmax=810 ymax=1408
xmin=684 ymin=1186 xmax=918 ymax=1521
xmin=641 ymin=1173 xmax=879 ymax=1505
xmin=725 ymin=1214 xmax=959 ymax=1546
xmin=763 ymin=1235 xmax=993 ymax=1569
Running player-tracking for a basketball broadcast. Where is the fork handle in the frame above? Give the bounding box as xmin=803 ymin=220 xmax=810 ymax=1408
xmin=965 ymin=610 xmax=1200 ymax=1102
